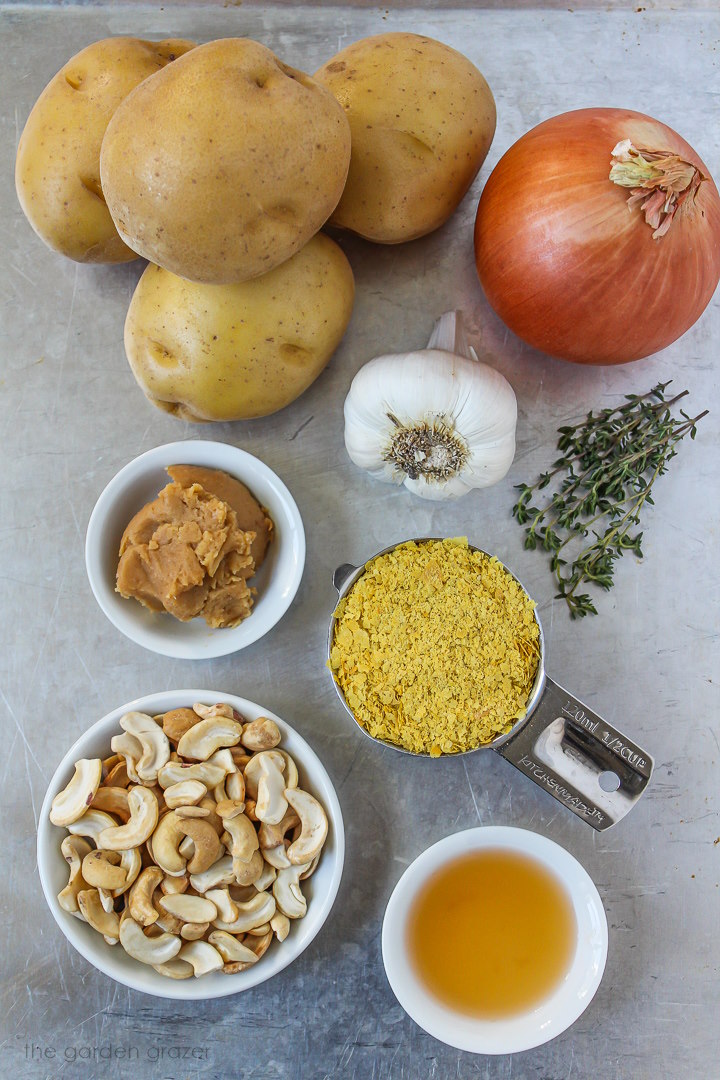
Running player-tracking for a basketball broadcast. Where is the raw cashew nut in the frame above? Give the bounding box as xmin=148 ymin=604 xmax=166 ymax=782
xmin=232 ymin=850 xmax=264 ymax=886
xmin=157 ymin=749 xmax=233 ymax=790
xmin=119 ymin=712 xmax=170 ymax=783
xmin=50 ymin=758 xmax=102 ymax=827
xmin=204 ymin=887 xmax=238 ymax=924
xmin=155 ymin=909 xmax=184 ymax=935
xmin=175 ymin=805 xmax=210 ymax=819
xmin=258 ymin=810 xmax=299 ymax=870
xmin=300 ymin=852 xmax=321 ymax=881
xmin=152 ymin=957 xmax=194 ymax=979
xmin=177 ymin=715 xmax=243 ymax=761
xmin=98 ymin=887 xmax=116 ymax=914
xmin=90 ymin=786 xmax=131 ymax=822
xmin=213 ymin=766 xmax=245 ymax=812
xmin=253 ymin=860 xmax=277 ymax=894
xmin=58 ymin=835 xmax=92 ymax=914
xmin=152 ymin=811 xmax=188 ymax=875
xmin=212 ymin=891 xmax=276 ymax=933
xmin=255 ymin=756 xmax=288 ymax=826
xmin=161 ymin=874 xmax=189 ymax=895
xmin=119 ymin=916 xmax=181 ymax=966
xmin=163 ymin=779 xmax=207 ymax=809
xmin=245 ymin=929 xmax=273 ymax=962
xmin=228 ymin=883 xmax=258 ymax=903
xmin=222 ymin=813 xmax=259 ymax=862
xmin=97 ymin=787 xmax=159 ymax=851
xmin=189 ymin=855 xmax=234 ymax=894
xmin=215 ymin=799 xmax=245 ymax=820
xmin=178 ymin=817 xmax=222 ymax=874
xmin=178 ymin=939 xmax=224 ymax=977
xmin=178 ymin=835 xmax=195 ymax=860
xmin=67 ymin=808 xmax=119 ymax=846
xmin=102 ymin=753 xmax=121 ymax=777
xmin=104 ymin=759 xmax=130 ymax=788
xmin=82 ymin=850 xmax=127 ymax=891
xmin=129 ymin=867 xmax=163 ymax=926
xmin=273 ymin=862 xmax=311 ymax=919
xmin=208 ymin=930 xmax=259 ymax=965
xmin=240 ymin=717 xmax=281 ymax=752
xmin=180 ymin=921 xmax=210 ymax=941
xmin=193 ymin=702 xmax=236 ymax=720
xmin=230 ymin=747 xmax=252 ymax=771
xmin=110 ymin=731 xmax=143 ymax=783
xmin=197 ymin=797 xmax=224 ymax=836
xmin=225 ymin=770 xmax=245 ymax=803
xmin=244 ymin=751 xmax=285 ymax=800
xmin=245 ymin=922 xmax=271 ymax=937
xmin=158 ymin=894 xmax=218 ymax=924
xmin=78 ymin=888 xmax=120 ymax=942
xmin=271 ymin=912 xmax=291 ymax=942
xmin=285 ymin=788 xmax=328 ymax=865
xmin=161 ymin=708 xmax=201 ymax=745
xmin=277 ymin=751 xmax=299 ymax=790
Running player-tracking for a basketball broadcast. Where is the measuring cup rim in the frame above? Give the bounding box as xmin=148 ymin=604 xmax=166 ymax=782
xmin=327 ymin=536 xmax=547 ymax=759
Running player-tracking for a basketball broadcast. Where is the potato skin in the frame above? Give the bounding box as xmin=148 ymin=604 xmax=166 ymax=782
xmin=315 ymin=33 xmax=496 ymax=244
xmin=124 ymin=233 xmax=355 ymax=421
xmin=101 ymin=39 xmax=352 ymax=284
xmin=15 ymin=37 xmax=195 ymax=263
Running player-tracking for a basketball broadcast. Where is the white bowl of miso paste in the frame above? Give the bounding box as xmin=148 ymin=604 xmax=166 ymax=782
xmin=382 ymin=826 xmax=607 ymax=1054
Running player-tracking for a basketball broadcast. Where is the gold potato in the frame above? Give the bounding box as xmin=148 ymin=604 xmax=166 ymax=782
xmin=15 ymin=37 xmax=195 ymax=263
xmin=124 ymin=233 xmax=355 ymax=421
xmin=315 ymin=33 xmax=496 ymax=244
xmin=101 ymin=38 xmax=352 ymax=284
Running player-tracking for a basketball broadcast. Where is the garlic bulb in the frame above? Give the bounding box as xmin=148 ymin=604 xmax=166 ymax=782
xmin=343 ymin=311 xmax=517 ymax=500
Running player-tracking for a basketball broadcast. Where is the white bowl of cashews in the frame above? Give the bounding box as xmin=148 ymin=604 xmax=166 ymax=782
xmin=37 ymin=690 xmax=344 ymax=1000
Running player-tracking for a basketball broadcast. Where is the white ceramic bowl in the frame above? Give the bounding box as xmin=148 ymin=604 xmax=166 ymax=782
xmin=85 ymin=441 xmax=305 ymax=658
xmin=38 ymin=690 xmax=344 ymax=1000
xmin=382 ymin=826 xmax=607 ymax=1054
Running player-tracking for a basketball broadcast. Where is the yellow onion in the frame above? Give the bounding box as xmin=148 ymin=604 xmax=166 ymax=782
xmin=474 ymin=108 xmax=720 ymax=365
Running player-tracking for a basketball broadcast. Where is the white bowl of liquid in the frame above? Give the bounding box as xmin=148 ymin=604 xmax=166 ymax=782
xmin=382 ymin=826 xmax=607 ymax=1054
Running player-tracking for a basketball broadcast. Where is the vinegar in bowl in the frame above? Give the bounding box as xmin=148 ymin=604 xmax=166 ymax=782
xmin=406 ymin=848 xmax=577 ymax=1018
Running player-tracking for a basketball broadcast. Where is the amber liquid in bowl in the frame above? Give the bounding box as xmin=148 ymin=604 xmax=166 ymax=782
xmin=406 ymin=849 xmax=577 ymax=1018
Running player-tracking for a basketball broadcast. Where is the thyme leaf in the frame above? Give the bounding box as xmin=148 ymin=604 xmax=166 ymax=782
xmin=512 ymin=383 xmax=707 ymax=619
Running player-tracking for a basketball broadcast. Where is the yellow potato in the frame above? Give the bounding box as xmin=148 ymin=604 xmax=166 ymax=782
xmin=15 ymin=37 xmax=195 ymax=263
xmin=101 ymin=39 xmax=352 ymax=284
xmin=315 ymin=33 xmax=496 ymax=243
xmin=124 ymin=233 xmax=355 ymax=421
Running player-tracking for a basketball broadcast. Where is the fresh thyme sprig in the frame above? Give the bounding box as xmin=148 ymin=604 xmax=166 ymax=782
xmin=512 ymin=383 xmax=707 ymax=619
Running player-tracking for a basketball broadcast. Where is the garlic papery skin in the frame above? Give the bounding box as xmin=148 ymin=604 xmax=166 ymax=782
xmin=343 ymin=311 xmax=517 ymax=501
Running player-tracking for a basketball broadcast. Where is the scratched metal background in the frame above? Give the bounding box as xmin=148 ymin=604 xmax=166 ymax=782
xmin=1 ymin=3 xmax=718 ymax=1078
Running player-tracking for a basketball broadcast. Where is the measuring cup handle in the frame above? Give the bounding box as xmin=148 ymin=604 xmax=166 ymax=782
xmin=332 ymin=563 xmax=359 ymax=595
xmin=494 ymin=676 xmax=653 ymax=831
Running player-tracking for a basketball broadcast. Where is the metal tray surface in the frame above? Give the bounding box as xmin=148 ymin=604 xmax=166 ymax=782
xmin=1 ymin=4 xmax=718 ymax=1079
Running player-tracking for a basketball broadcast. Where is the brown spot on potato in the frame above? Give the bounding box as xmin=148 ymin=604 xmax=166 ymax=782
xmin=148 ymin=340 xmax=178 ymax=368
xmin=263 ymin=203 xmax=297 ymax=225
xmin=279 ymin=343 xmax=311 ymax=366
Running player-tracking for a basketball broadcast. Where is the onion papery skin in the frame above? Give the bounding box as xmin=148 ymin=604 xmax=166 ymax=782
xmin=474 ymin=108 xmax=720 ymax=365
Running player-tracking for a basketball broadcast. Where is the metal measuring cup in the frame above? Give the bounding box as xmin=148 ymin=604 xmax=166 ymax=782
xmin=327 ymin=538 xmax=653 ymax=831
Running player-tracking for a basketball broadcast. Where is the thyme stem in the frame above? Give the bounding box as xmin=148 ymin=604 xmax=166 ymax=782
xmin=513 ymin=383 xmax=707 ymax=618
